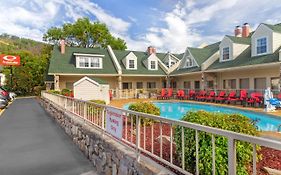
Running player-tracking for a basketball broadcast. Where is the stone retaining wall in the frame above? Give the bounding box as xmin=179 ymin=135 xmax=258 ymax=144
xmin=39 ymin=98 xmax=174 ymax=175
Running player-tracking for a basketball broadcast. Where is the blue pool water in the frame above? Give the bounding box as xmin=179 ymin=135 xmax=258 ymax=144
xmin=124 ymin=102 xmax=281 ymax=131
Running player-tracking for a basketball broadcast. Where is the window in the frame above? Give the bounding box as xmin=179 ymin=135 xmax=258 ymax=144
xmin=122 ymin=82 xmax=132 ymax=89
xmin=66 ymin=82 xmax=73 ymax=90
xmin=239 ymin=78 xmax=249 ymax=89
xmin=223 ymin=79 xmax=236 ymax=89
xmin=147 ymin=82 xmax=156 ymax=89
xmin=194 ymin=81 xmax=200 ymax=89
xmin=222 ymin=47 xmax=230 ymax=60
xmin=254 ymin=78 xmax=266 ymax=90
xmin=183 ymin=81 xmax=191 ymax=89
xmin=207 ymin=80 xmax=214 ymax=89
xmin=136 ymin=82 xmax=143 ymax=89
xmin=78 ymin=56 xmax=102 ymax=68
xmin=128 ymin=59 xmax=135 ymax=69
xmin=271 ymin=77 xmax=279 ymax=90
xmin=185 ymin=59 xmax=193 ymax=67
xmin=150 ymin=61 xmax=156 ymax=70
xmin=256 ymin=37 xmax=267 ymax=55
xmin=170 ymin=81 xmax=177 ymax=88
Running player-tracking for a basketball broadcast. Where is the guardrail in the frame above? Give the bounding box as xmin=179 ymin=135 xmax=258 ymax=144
xmin=41 ymin=91 xmax=281 ymax=175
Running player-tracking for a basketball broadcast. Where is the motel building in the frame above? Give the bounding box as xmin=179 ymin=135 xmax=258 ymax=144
xmin=46 ymin=23 xmax=281 ymax=98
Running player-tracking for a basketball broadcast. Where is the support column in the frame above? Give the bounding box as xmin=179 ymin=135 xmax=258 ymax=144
xmin=166 ymin=76 xmax=170 ymax=88
xmin=54 ymin=75 xmax=60 ymax=91
xmin=117 ymin=76 xmax=122 ymax=98
xmin=201 ymin=72 xmax=206 ymax=90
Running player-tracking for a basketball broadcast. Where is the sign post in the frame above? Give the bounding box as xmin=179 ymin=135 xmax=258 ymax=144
xmin=105 ymin=107 xmax=123 ymax=139
xmin=0 ymin=54 xmax=21 ymax=89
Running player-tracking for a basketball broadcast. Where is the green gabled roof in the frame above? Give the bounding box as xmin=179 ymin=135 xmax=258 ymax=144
xmin=207 ymin=46 xmax=281 ymax=70
xmin=88 ymin=77 xmax=108 ymax=84
xmin=113 ymin=50 xmax=167 ymax=75
xmin=226 ymin=35 xmax=251 ymax=45
xmin=191 ymin=41 xmax=220 ymax=65
xmin=264 ymin=23 xmax=281 ymax=33
xmin=48 ymin=46 xmax=118 ymax=75
xmin=170 ymin=42 xmax=220 ymax=75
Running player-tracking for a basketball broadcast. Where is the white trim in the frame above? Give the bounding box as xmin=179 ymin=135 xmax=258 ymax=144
xmin=76 ymin=56 xmax=103 ymax=69
xmin=255 ymin=36 xmax=269 ymax=56
xmin=48 ymin=73 xmax=166 ymax=77
xmin=73 ymin=53 xmax=105 ymax=57
xmin=73 ymin=76 xmax=100 ymax=87
xmin=220 ymin=46 xmax=231 ymax=62
xmin=107 ymin=45 xmax=122 ymax=74
xmin=48 ymin=73 xmax=119 ymax=76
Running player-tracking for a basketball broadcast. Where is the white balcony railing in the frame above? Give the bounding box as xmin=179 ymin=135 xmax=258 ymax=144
xmin=41 ymin=91 xmax=281 ymax=175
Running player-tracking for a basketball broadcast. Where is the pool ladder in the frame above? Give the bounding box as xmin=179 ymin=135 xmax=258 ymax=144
xmin=278 ymin=124 xmax=281 ymax=132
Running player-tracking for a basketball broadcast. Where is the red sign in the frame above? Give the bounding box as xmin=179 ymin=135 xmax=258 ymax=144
xmin=0 ymin=54 xmax=20 ymax=66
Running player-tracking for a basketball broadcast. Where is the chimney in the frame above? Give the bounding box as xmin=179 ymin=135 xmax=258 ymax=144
xmin=234 ymin=25 xmax=242 ymax=37
xmin=147 ymin=46 xmax=156 ymax=55
xmin=242 ymin=23 xmax=250 ymax=37
xmin=60 ymin=39 xmax=65 ymax=54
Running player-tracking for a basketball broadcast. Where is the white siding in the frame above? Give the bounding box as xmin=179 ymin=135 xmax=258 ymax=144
xmin=251 ymin=24 xmax=273 ymax=57
xmin=219 ymin=37 xmax=233 ymax=61
xmin=74 ymin=79 xmax=110 ymax=104
xmin=272 ymin=32 xmax=281 ymax=52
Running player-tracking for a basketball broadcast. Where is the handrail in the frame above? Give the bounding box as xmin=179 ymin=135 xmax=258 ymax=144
xmin=41 ymin=91 xmax=281 ymax=175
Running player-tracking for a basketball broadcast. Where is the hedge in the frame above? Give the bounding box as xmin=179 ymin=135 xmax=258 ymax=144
xmin=174 ymin=111 xmax=260 ymax=175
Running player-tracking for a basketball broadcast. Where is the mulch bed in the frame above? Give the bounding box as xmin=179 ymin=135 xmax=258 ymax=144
xmin=122 ymin=122 xmax=281 ymax=174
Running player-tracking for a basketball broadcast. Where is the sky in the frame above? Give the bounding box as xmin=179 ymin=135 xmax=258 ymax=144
xmin=0 ymin=0 xmax=281 ymax=53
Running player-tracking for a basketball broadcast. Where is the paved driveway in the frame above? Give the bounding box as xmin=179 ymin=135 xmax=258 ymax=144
xmin=0 ymin=98 xmax=96 ymax=175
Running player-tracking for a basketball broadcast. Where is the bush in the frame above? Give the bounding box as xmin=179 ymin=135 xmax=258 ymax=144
xmin=128 ymin=102 xmax=160 ymax=125
xmin=174 ymin=111 xmax=260 ymax=175
xmin=90 ymin=99 xmax=106 ymax=105
xmin=48 ymin=90 xmax=60 ymax=94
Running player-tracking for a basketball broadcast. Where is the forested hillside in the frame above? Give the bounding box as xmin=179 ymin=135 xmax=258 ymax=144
xmin=0 ymin=34 xmax=52 ymax=95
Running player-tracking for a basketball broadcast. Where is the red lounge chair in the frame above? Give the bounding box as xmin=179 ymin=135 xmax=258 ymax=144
xmin=185 ymin=90 xmax=196 ymax=100
xmin=246 ymin=92 xmax=263 ymax=107
xmin=226 ymin=91 xmax=239 ymax=104
xmin=196 ymin=90 xmax=206 ymax=101
xmin=215 ymin=91 xmax=226 ymax=103
xmin=157 ymin=88 xmax=166 ymax=99
xmin=205 ymin=91 xmax=216 ymax=102
xmin=165 ymin=88 xmax=173 ymax=99
xmin=277 ymin=93 xmax=281 ymax=100
xmin=177 ymin=89 xmax=185 ymax=100
xmin=237 ymin=89 xmax=247 ymax=105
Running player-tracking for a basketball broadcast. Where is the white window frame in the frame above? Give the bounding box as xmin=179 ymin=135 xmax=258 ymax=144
xmin=127 ymin=59 xmax=136 ymax=69
xmin=256 ymin=36 xmax=268 ymax=56
xmin=149 ymin=60 xmax=157 ymax=70
xmin=184 ymin=58 xmax=194 ymax=68
xmin=76 ymin=56 xmax=103 ymax=69
xmin=222 ymin=47 xmax=230 ymax=61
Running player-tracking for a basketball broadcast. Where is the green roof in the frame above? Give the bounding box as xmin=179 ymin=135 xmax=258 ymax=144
xmin=87 ymin=77 xmax=108 ymax=84
xmin=226 ymin=35 xmax=251 ymax=45
xmin=113 ymin=50 xmax=167 ymax=75
xmin=207 ymin=46 xmax=281 ymax=70
xmin=48 ymin=46 xmax=118 ymax=75
xmin=264 ymin=23 xmax=281 ymax=33
xmin=171 ymin=42 xmax=220 ymax=75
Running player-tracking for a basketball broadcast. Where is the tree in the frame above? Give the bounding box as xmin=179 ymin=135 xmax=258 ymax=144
xmin=43 ymin=17 xmax=127 ymax=50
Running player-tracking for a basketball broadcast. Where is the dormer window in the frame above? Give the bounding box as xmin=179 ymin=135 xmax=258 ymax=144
xmin=256 ymin=37 xmax=267 ymax=55
xmin=222 ymin=47 xmax=230 ymax=60
xmin=150 ymin=61 xmax=156 ymax=70
xmin=128 ymin=59 xmax=135 ymax=69
xmin=77 ymin=56 xmax=102 ymax=69
xmin=185 ymin=58 xmax=194 ymax=68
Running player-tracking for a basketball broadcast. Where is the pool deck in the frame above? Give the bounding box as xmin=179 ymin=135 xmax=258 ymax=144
xmin=110 ymin=98 xmax=281 ymax=141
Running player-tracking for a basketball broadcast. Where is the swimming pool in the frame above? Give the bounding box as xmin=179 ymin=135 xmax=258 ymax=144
xmin=124 ymin=102 xmax=281 ymax=131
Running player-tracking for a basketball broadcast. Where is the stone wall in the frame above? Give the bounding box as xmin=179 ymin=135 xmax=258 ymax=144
xmin=39 ymin=98 xmax=175 ymax=175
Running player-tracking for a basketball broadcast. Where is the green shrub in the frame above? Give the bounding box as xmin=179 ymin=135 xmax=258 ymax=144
xmin=48 ymin=90 xmax=60 ymax=94
xmin=174 ymin=111 xmax=260 ymax=175
xmin=128 ymin=102 xmax=160 ymax=125
xmin=61 ymin=88 xmax=71 ymax=95
xmin=90 ymin=100 xmax=106 ymax=105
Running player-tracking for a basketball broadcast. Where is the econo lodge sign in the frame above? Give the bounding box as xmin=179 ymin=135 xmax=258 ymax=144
xmin=0 ymin=54 xmax=20 ymax=66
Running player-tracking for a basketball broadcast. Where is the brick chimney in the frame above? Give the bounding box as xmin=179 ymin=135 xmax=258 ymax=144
xmin=234 ymin=25 xmax=242 ymax=37
xmin=242 ymin=23 xmax=250 ymax=37
xmin=147 ymin=46 xmax=156 ymax=55
xmin=60 ymin=39 xmax=65 ymax=54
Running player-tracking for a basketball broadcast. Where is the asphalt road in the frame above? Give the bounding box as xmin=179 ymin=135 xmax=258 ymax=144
xmin=0 ymin=97 xmax=96 ymax=175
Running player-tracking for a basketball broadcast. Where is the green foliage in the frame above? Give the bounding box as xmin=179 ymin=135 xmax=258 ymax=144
xmin=48 ymin=90 xmax=60 ymax=94
xmin=90 ymin=100 xmax=106 ymax=105
xmin=43 ymin=17 xmax=127 ymax=50
xmin=0 ymin=34 xmax=51 ymax=96
xmin=174 ymin=111 xmax=260 ymax=175
xmin=128 ymin=102 xmax=160 ymax=125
